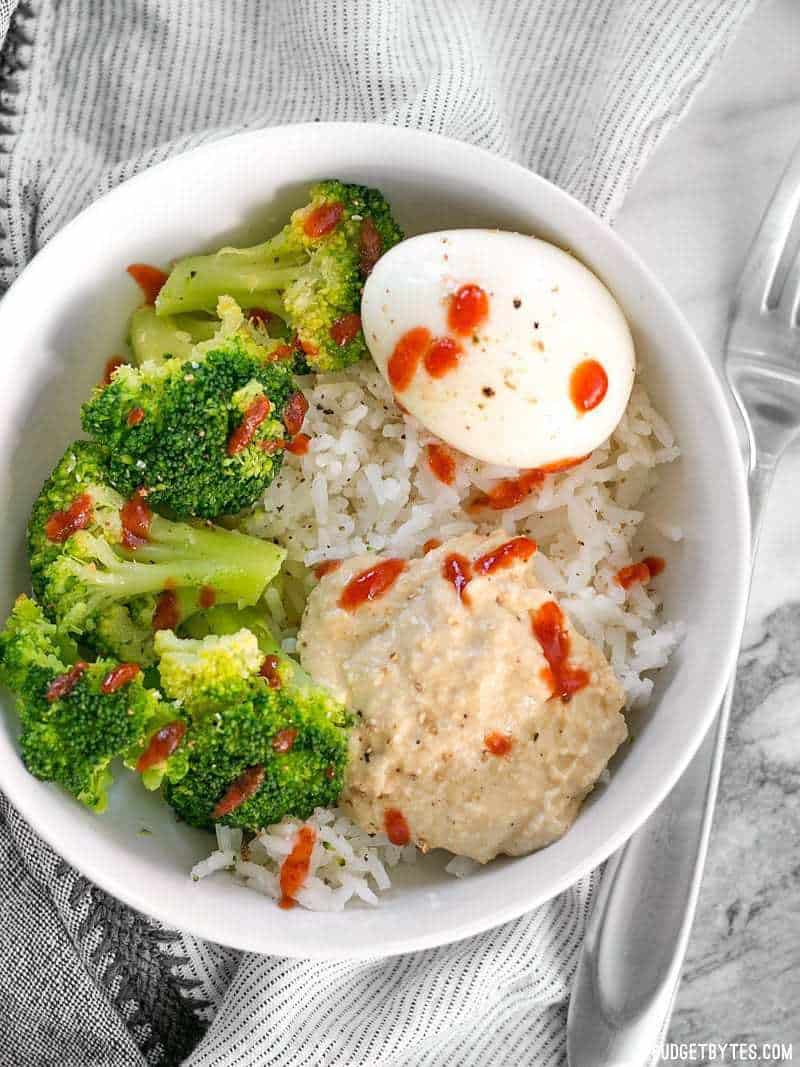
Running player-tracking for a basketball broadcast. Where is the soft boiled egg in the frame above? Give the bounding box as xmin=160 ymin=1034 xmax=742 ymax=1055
xmin=361 ymin=230 xmax=636 ymax=468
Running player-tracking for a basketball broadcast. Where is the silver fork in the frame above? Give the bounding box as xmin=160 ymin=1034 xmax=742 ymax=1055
xmin=567 ymin=139 xmax=800 ymax=1066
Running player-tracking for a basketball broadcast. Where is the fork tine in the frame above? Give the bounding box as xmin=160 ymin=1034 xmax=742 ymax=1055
xmin=735 ymin=138 xmax=800 ymax=314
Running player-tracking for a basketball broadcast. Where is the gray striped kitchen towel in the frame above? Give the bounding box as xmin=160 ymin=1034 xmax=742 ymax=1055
xmin=0 ymin=2 xmax=755 ymax=1065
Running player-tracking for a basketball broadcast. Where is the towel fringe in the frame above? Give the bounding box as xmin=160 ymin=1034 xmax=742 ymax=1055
xmin=52 ymin=860 xmax=207 ymax=1064
xmin=0 ymin=0 xmax=36 ymax=292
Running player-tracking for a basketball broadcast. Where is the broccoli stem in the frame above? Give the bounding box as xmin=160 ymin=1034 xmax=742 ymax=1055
xmin=132 ymin=516 xmax=281 ymax=574
xmin=155 ymin=231 xmax=306 ymax=317
xmin=79 ymin=556 xmax=269 ymax=606
xmin=128 ymin=307 xmax=218 ymax=365
xmin=181 ymin=604 xmax=280 ymax=652
xmin=179 ymin=605 xmax=320 ymax=694
xmin=85 ymin=522 xmax=285 ymax=605
xmin=216 ymin=229 xmax=297 ymax=258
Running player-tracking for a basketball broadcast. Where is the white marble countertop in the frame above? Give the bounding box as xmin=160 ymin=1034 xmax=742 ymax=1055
xmin=614 ymin=0 xmax=799 ymax=1050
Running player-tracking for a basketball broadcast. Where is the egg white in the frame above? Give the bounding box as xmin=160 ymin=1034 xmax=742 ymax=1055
xmin=361 ymin=229 xmax=636 ymax=468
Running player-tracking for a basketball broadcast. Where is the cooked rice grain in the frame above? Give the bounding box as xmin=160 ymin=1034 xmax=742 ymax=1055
xmin=193 ymin=809 xmax=416 ymax=911
xmin=246 ymin=361 xmax=683 ymax=707
xmin=196 ymin=361 xmax=684 ymax=908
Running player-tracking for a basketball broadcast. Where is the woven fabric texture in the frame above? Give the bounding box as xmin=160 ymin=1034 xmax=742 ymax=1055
xmin=0 ymin=1 xmax=755 ymax=1064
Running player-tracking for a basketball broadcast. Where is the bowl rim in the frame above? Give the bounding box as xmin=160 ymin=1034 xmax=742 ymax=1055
xmin=0 ymin=121 xmax=750 ymax=958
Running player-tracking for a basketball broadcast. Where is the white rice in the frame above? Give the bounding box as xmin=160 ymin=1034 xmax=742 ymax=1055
xmin=246 ymin=360 xmax=682 ymax=708
xmin=194 ymin=360 xmax=684 ymax=909
xmin=192 ymin=809 xmax=417 ymax=911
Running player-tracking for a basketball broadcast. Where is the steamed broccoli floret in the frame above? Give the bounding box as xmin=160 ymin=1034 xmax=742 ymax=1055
xmin=28 ymin=441 xmax=286 ymax=664
xmin=154 ymin=627 xmax=263 ymax=703
xmin=128 ymin=306 xmax=218 ymax=366
xmin=122 ymin=699 xmax=190 ymax=792
xmin=154 ymin=628 xmax=351 ymax=831
xmin=180 ymin=603 xmax=278 ymax=653
xmin=154 ymin=181 xmax=403 ymax=372
xmin=0 ymin=594 xmax=79 ymax=695
xmin=81 ymin=299 xmax=299 ymax=517
xmin=127 ymin=625 xmax=269 ymax=791
xmin=0 ymin=596 xmax=163 ymax=812
xmin=27 ymin=439 xmax=110 ymax=591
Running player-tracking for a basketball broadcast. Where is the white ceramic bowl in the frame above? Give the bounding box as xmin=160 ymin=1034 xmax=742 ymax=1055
xmin=0 ymin=123 xmax=749 ymax=959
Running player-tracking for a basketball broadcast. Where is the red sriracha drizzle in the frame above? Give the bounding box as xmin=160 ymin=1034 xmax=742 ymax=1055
xmin=359 ymin=217 xmax=382 ymax=276
xmin=45 ymin=493 xmax=93 ymax=543
xmin=314 ymin=559 xmax=342 ymax=580
xmin=279 ymin=825 xmax=317 ymax=909
xmin=422 ymin=538 xmax=441 ymax=555
xmin=330 ymin=313 xmax=362 ymax=347
xmin=120 ymin=490 xmax=152 ymax=549
xmin=426 ymin=443 xmax=455 ymax=486
xmin=46 ymin=662 xmax=88 ymax=702
xmin=127 ymin=263 xmax=169 ymax=305
xmin=486 ymin=470 xmax=545 ymax=509
xmin=266 ymin=343 xmax=295 ymax=364
xmin=212 ymin=764 xmax=265 ymax=820
xmin=296 ymin=336 xmax=318 ymax=358
xmin=389 ymin=331 xmax=465 ymax=391
xmin=152 ymin=589 xmax=180 ymax=631
xmin=448 ymin=284 xmax=489 ymax=335
xmin=339 ymin=559 xmax=406 ymax=612
xmin=259 ymin=437 xmax=284 ymax=454
xmin=424 ymin=336 xmax=462 ymax=378
xmin=283 ymin=392 xmax=309 ymax=437
xmin=471 ymin=470 xmax=545 ymax=512
xmin=474 ymin=536 xmax=537 ymax=576
xmin=272 ymin=728 xmax=298 ymax=753
xmin=384 ymin=808 xmax=411 ymax=846
xmin=442 ymin=553 xmax=472 ymax=604
xmin=387 ymin=327 xmax=431 ymax=392
xmin=531 ymin=601 xmax=589 ymax=702
xmin=303 ymin=202 xmax=343 ymax=239
xmin=616 ymin=556 xmax=666 ymax=589
xmin=570 ymin=360 xmax=608 ymax=413
xmin=100 ymin=662 xmax=140 ymax=694
xmin=136 ymin=721 xmax=186 ymax=772
xmin=102 ymin=356 xmax=125 ymax=386
xmin=536 ymin=454 xmax=592 ymax=474
xmin=227 ymin=395 xmax=272 ymax=456
xmin=285 ymin=433 xmax=311 ymax=456
xmin=247 ymin=307 xmax=274 ymax=329
xmin=259 ymin=654 xmax=282 ymax=689
xmin=470 ymin=457 xmax=591 ymax=512
xmin=484 ymin=731 xmax=513 ymax=757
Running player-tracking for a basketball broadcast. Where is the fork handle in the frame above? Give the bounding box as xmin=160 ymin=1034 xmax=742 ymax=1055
xmin=566 ymin=455 xmax=774 ymax=1066
xmin=567 ymin=679 xmax=734 ymax=1065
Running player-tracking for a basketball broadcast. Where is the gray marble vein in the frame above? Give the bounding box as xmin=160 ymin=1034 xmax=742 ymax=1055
xmin=669 ymin=607 xmax=800 ymax=1048
xmin=614 ymin=0 xmax=800 ymax=1049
